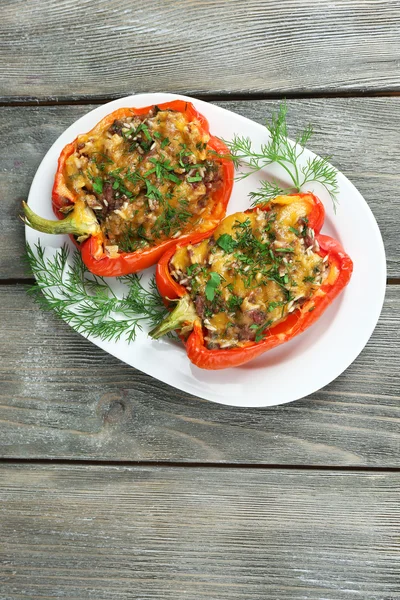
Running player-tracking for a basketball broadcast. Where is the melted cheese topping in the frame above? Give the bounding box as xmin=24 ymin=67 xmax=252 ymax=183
xmin=63 ymin=108 xmax=223 ymax=253
xmin=170 ymin=195 xmax=329 ymax=349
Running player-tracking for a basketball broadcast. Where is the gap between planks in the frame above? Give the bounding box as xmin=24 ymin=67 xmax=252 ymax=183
xmin=0 ymin=458 xmax=399 ymax=472
xmin=1 ymin=89 xmax=400 ymax=107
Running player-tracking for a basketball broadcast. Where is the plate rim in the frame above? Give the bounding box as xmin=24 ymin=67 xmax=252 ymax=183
xmin=26 ymin=92 xmax=387 ymax=408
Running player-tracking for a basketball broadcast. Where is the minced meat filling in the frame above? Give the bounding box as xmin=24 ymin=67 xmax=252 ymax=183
xmin=169 ymin=196 xmax=329 ymax=349
xmin=63 ymin=108 xmax=223 ymax=255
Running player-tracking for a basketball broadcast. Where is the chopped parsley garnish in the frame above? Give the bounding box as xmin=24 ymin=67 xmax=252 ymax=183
xmin=93 ymin=177 xmax=103 ymax=194
xmin=187 ymin=173 xmax=202 ymax=183
xmin=166 ymin=172 xmax=182 ymax=184
xmin=141 ymin=124 xmax=152 ymax=140
xmin=205 ymin=272 xmax=221 ymax=301
xmin=178 ymin=148 xmax=192 ymax=168
xmin=268 ymin=301 xmax=285 ymax=312
xmin=289 ymin=226 xmax=301 ymax=236
xmin=90 ymin=152 xmax=114 ymax=165
xmin=123 ymin=122 xmax=152 ymax=141
xmin=145 ymin=179 xmax=163 ymax=202
xmin=250 ymin=320 xmax=273 ymax=343
xmin=216 ymin=233 xmax=237 ymax=253
xmin=227 ymin=294 xmax=243 ymax=311
xmin=187 ymin=263 xmax=199 ymax=276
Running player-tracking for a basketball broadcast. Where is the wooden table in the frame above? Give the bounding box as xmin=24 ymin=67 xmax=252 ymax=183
xmin=1 ymin=2 xmax=399 ymax=598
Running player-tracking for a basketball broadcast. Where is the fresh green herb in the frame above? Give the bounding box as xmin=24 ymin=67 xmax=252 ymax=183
xmin=234 ymin=218 xmax=252 ymax=230
xmin=226 ymin=102 xmax=339 ymax=210
xmin=151 ymin=199 xmax=192 ymax=240
xmin=123 ymin=122 xmax=152 ymax=142
xmin=205 ymin=271 xmax=221 ymax=301
xmin=289 ymin=226 xmax=301 ymax=236
xmin=227 ymin=294 xmax=243 ymax=311
xmin=106 ymin=167 xmax=137 ymax=198
xmin=166 ymin=172 xmax=182 ymax=184
xmin=123 ymin=127 xmax=136 ymax=138
xmin=187 ymin=263 xmax=199 ymax=276
xmin=161 ymin=137 xmax=170 ymax=148
xmin=93 ymin=177 xmax=103 ymax=194
xmin=178 ymin=148 xmax=192 ymax=168
xmin=141 ymin=124 xmax=152 ymax=141
xmin=117 ymin=221 xmax=147 ymax=253
xmin=108 ymin=167 xmax=124 ymax=177
xmin=234 ymin=252 xmax=254 ymax=265
xmin=249 ymin=181 xmax=293 ymax=206
xmin=274 ymin=247 xmax=294 ymax=253
xmin=144 ymin=157 xmax=182 ymax=185
xmin=25 ymin=241 xmax=167 ymax=343
xmin=216 ymin=233 xmax=237 ymax=253
xmin=187 ymin=173 xmax=202 ymax=183
xmin=250 ymin=319 xmax=273 ymax=343
xmin=90 ymin=152 xmax=114 ymax=165
xmin=267 ymin=301 xmax=285 ymax=312
xmin=137 ymin=224 xmax=148 ymax=240
xmin=303 ymin=276 xmax=315 ymax=283
xmin=145 ymin=179 xmax=163 ymax=202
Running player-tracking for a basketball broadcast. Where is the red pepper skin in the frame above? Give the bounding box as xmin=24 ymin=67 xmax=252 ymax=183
xmin=52 ymin=100 xmax=234 ymax=277
xmin=155 ymin=193 xmax=353 ymax=370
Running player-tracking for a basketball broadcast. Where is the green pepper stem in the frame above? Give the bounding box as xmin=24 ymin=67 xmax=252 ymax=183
xmin=21 ymin=200 xmax=100 ymax=237
xmin=149 ymin=295 xmax=198 ymax=339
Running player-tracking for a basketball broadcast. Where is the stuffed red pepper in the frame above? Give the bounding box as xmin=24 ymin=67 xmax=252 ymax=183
xmin=150 ymin=193 xmax=353 ymax=369
xmin=22 ymin=100 xmax=234 ymax=276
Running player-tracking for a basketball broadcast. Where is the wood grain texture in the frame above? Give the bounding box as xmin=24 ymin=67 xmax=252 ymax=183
xmin=0 ymin=284 xmax=398 ymax=465
xmin=1 ymin=0 xmax=400 ymax=100
xmin=0 ymin=464 xmax=399 ymax=600
xmin=2 ymin=97 xmax=400 ymax=279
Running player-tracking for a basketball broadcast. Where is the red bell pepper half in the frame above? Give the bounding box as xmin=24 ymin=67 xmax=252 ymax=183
xmin=150 ymin=193 xmax=353 ymax=370
xmin=22 ymin=100 xmax=234 ymax=277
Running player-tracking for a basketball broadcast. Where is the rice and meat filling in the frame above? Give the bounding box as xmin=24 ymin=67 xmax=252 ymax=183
xmin=169 ymin=197 xmax=329 ymax=349
xmin=63 ymin=107 xmax=222 ymax=255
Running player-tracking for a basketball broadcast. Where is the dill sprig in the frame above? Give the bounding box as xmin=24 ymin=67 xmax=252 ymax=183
xmin=25 ymin=241 xmax=167 ymax=343
xmin=226 ymin=102 xmax=339 ymax=210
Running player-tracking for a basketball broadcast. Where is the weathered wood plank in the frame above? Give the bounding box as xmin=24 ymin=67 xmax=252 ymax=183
xmin=0 ymin=464 xmax=398 ymax=600
xmin=1 ymin=0 xmax=400 ymax=99
xmin=2 ymin=98 xmax=400 ymax=279
xmin=0 ymin=284 xmax=398 ymax=465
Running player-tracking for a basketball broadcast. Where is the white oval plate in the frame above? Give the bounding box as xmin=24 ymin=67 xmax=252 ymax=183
xmin=26 ymin=93 xmax=386 ymax=407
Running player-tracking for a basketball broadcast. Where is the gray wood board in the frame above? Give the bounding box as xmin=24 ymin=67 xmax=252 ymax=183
xmin=0 ymin=464 xmax=399 ymax=600
xmin=1 ymin=284 xmax=398 ymax=466
xmin=2 ymin=97 xmax=400 ymax=279
xmin=2 ymin=0 xmax=400 ymax=99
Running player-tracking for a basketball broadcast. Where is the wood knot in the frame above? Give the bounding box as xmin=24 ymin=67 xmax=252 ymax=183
xmin=97 ymin=393 xmax=128 ymax=424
